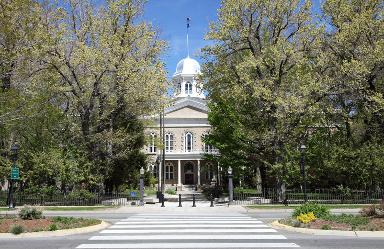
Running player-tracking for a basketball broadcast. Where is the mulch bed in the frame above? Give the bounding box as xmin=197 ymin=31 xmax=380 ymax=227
xmin=283 ymin=217 xmax=384 ymax=231
xmin=307 ymin=219 xmax=351 ymax=230
xmin=0 ymin=218 xmax=53 ymax=233
xmin=0 ymin=216 xmax=101 ymax=233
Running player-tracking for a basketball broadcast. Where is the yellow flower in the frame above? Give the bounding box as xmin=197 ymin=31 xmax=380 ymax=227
xmin=296 ymin=212 xmax=317 ymax=224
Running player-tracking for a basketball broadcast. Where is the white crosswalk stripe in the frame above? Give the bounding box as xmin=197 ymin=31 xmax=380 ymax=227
xmin=76 ymin=213 xmax=300 ymax=248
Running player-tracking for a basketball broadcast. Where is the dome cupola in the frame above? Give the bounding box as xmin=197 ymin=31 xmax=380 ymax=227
xmin=174 ymin=56 xmax=201 ymax=76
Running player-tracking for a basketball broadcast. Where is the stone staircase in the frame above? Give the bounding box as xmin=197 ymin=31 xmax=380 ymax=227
xmin=168 ymin=185 xmax=207 ymax=202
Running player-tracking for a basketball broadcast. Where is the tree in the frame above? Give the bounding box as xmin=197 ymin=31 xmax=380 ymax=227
xmin=31 ymin=0 xmax=167 ymax=190
xmin=203 ymin=0 xmax=322 ymax=193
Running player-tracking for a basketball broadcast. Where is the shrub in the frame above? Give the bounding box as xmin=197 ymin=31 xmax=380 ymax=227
xmin=321 ymin=224 xmax=331 ymax=230
xmin=10 ymin=225 xmax=24 ymax=235
xmin=292 ymin=203 xmax=330 ymax=218
xmin=377 ymin=202 xmax=384 ymax=217
xmin=18 ymin=206 xmax=43 ymax=220
xmin=359 ymin=205 xmax=377 ymax=217
xmin=296 ymin=212 xmax=316 ymax=224
xmin=67 ymin=190 xmax=96 ymax=200
xmin=165 ymin=188 xmax=176 ymax=195
xmin=52 ymin=216 xmax=76 ymax=224
xmin=48 ymin=223 xmax=58 ymax=231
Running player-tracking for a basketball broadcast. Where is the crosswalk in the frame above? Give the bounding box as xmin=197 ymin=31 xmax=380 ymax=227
xmin=76 ymin=213 xmax=300 ymax=248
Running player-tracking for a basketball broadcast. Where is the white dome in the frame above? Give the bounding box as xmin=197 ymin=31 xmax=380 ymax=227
xmin=174 ymin=57 xmax=201 ymax=76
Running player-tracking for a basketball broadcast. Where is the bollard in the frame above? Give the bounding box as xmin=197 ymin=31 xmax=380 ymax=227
xmin=192 ymin=194 xmax=196 ymax=207
xmin=178 ymin=194 xmax=182 ymax=207
xmin=161 ymin=193 xmax=165 ymax=207
xmin=210 ymin=194 xmax=214 ymax=207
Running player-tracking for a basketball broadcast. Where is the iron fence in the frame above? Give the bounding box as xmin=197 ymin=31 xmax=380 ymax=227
xmin=0 ymin=191 xmax=140 ymax=207
xmin=232 ymin=189 xmax=384 ymax=205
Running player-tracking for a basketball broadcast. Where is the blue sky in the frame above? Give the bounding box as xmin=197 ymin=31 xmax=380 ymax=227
xmin=142 ymin=0 xmax=221 ymax=77
xmin=142 ymin=0 xmax=323 ymax=78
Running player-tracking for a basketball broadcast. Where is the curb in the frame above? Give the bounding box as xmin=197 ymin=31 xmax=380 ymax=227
xmin=0 ymin=221 xmax=109 ymax=238
xmin=271 ymin=220 xmax=384 ymax=238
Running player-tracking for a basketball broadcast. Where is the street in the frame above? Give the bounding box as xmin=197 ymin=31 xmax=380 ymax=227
xmin=0 ymin=206 xmax=383 ymax=249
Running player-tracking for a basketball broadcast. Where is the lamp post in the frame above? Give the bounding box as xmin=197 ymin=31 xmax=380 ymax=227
xmin=8 ymin=144 xmax=19 ymax=209
xmin=300 ymin=144 xmax=307 ymax=203
xmin=139 ymin=167 xmax=145 ymax=206
xmin=228 ymin=166 xmax=233 ymax=204
xmin=155 ymin=156 xmax=161 ymax=200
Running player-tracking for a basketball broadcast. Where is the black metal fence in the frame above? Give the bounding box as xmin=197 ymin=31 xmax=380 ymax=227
xmin=232 ymin=189 xmax=384 ymax=205
xmin=0 ymin=191 xmax=140 ymax=206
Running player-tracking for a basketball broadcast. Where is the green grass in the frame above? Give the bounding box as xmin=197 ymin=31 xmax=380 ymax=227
xmin=42 ymin=206 xmax=116 ymax=211
xmin=0 ymin=207 xmax=10 ymax=211
xmin=246 ymin=204 xmax=372 ymax=209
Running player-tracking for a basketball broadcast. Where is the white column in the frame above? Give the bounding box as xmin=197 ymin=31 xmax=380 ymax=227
xmin=177 ymin=160 xmax=182 ymax=188
xmin=197 ymin=160 xmax=201 ymax=186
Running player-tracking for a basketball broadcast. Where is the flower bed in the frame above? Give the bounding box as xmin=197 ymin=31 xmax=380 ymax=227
xmin=281 ymin=203 xmax=384 ymax=231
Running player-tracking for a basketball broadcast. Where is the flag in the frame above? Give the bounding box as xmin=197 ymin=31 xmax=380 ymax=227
xmin=187 ymin=17 xmax=190 ymax=28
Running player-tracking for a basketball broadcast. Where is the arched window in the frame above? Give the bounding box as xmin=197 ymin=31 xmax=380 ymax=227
xmin=185 ymin=81 xmax=192 ymax=95
xmin=165 ymin=162 xmax=174 ymax=180
xmin=185 ymin=132 xmax=193 ymax=152
xmin=165 ymin=133 xmax=174 ymax=152
xmin=148 ymin=132 xmax=157 ymax=153
xmin=205 ymin=162 xmax=214 ymax=180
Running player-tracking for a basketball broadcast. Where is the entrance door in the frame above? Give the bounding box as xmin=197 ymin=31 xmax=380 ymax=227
xmin=185 ymin=173 xmax=194 ymax=185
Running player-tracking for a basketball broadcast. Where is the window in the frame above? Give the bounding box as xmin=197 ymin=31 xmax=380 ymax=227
xmin=205 ymin=162 xmax=214 ymax=180
xmin=148 ymin=133 xmax=157 ymax=153
xmin=185 ymin=132 xmax=193 ymax=152
xmin=205 ymin=143 xmax=214 ymax=153
xmin=165 ymin=133 xmax=174 ymax=152
xmin=165 ymin=162 xmax=174 ymax=180
xmin=202 ymin=134 xmax=214 ymax=153
xmin=185 ymin=82 xmax=192 ymax=95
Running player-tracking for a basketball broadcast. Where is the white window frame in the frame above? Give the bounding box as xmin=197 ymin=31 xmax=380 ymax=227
xmin=148 ymin=132 xmax=157 ymax=153
xmin=165 ymin=162 xmax=174 ymax=180
xmin=165 ymin=133 xmax=174 ymax=152
xmin=185 ymin=132 xmax=193 ymax=152
xmin=185 ymin=81 xmax=192 ymax=95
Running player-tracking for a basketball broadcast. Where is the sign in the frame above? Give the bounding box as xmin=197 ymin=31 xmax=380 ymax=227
xmin=130 ymin=191 xmax=137 ymax=197
xmin=11 ymin=167 xmax=19 ymax=180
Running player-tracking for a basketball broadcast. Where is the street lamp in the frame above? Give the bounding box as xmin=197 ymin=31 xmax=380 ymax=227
xmin=8 ymin=143 xmax=19 ymax=209
xmin=300 ymin=144 xmax=307 ymax=203
xmin=139 ymin=167 xmax=145 ymax=206
xmin=228 ymin=166 xmax=233 ymax=204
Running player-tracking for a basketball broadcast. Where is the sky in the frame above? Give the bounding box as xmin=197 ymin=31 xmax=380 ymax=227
xmin=142 ymin=0 xmax=221 ymax=78
xmin=142 ymin=0 xmax=324 ymax=78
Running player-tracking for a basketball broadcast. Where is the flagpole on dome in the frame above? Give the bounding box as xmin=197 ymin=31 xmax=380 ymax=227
xmin=186 ymin=17 xmax=190 ymax=58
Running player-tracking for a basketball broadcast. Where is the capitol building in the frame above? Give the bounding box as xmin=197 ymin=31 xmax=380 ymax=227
xmin=145 ymin=56 xmax=219 ymax=190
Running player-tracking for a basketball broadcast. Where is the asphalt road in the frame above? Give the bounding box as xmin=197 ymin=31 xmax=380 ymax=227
xmin=0 ymin=207 xmax=383 ymax=249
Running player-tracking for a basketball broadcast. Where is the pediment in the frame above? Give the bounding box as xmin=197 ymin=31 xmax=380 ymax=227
xmin=165 ymin=106 xmax=208 ymax=119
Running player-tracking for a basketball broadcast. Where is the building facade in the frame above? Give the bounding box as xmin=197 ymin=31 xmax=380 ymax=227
xmin=145 ymin=56 xmax=219 ymax=190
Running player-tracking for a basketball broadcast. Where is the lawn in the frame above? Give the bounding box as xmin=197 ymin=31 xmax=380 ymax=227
xmin=42 ymin=206 xmax=117 ymax=211
xmin=246 ymin=204 xmax=373 ymax=209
